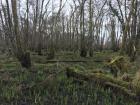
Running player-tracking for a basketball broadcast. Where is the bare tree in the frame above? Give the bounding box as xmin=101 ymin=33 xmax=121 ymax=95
xmin=11 ymin=0 xmax=31 ymax=68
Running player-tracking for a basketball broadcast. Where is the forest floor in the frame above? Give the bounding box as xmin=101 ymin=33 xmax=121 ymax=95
xmin=0 ymin=51 xmax=140 ymax=105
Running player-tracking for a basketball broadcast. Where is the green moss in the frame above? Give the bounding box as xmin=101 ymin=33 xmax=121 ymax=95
xmin=34 ymin=63 xmax=46 ymax=70
xmin=2 ymin=62 xmax=20 ymax=70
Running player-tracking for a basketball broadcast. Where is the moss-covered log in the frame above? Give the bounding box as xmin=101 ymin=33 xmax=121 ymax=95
xmin=66 ymin=67 xmax=137 ymax=100
xmin=106 ymin=56 xmax=129 ymax=77
xmin=66 ymin=67 xmax=130 ymax=87
xmin=105 ymin=82 xmax=136 ymax=99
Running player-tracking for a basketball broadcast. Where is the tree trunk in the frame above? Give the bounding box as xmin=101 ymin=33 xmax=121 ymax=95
xmin=80 ymin=0 xmax=87 ymax=57
xmin=11 ymin=0 xmax=31 ymax=68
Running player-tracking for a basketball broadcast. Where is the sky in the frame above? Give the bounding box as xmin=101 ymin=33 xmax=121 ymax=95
xmin=1 ymin=0 xmax=72 ymax=14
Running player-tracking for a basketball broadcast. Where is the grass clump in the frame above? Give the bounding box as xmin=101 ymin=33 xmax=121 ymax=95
xmin=132 ymin=70 xmax=140 ymax=95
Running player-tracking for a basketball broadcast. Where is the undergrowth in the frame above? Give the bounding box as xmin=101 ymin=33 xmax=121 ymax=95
xmin=0 ymin=51 xmax=139 ymax=105
xmin=0 ymin=70 xmax=138 ymax=105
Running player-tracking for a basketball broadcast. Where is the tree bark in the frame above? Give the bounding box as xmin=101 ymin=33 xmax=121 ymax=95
xmin=11 ymin=0 xmax=31 ymax=68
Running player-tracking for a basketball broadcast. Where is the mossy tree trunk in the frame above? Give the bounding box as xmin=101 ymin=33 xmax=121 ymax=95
xmin=37 ymin=0 xmax=46 ymax=56
xmin=111 ymin=18 xmax=117 ymax=52
xmin=88 ymin=0 xmax=94 ymax=57
xmin=129 ymin=0 xmax=138 ymax=61
xmin=136 ymin=13 xmax=140 ymax=51
xmin=11 ymin=0 xmax=31 ymax=68
xmin=79 ymin=0 xmax=87 ymax=57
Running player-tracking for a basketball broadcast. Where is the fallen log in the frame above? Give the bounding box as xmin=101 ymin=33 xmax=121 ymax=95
xmin=105 ymin=82 xmax=136 ymax=99
xmin=44 ymin=59 xmax=108 ymax=63
xmin=66 ymin=67 xmax=137 ymax=100
xmin=66 ymin=67 xmax=130 ymax=87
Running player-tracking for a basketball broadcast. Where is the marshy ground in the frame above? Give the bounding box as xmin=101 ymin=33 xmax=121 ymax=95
xmin=0 ymin=51 xmax=140 ymax=105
